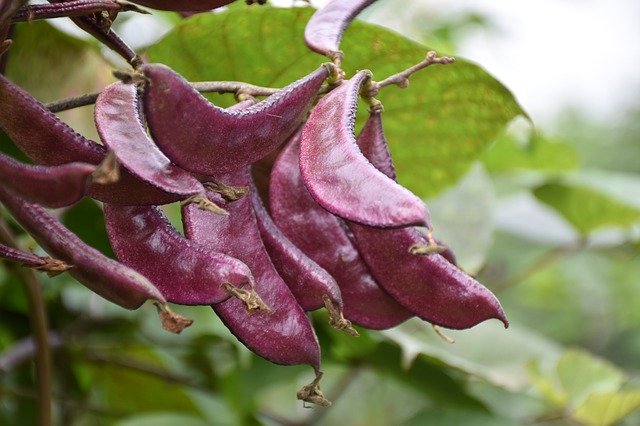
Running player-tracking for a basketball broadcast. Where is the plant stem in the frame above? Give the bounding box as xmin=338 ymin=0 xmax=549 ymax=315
xmin=492 ymin=238 xmax=588 ymax=292
xmin=0 ymin=218 xmax=53 ymax=426
xmin=365 ymin=51 xmax=455 ymax=97
xmin=46 ymin=81 xmax=280 ymax=112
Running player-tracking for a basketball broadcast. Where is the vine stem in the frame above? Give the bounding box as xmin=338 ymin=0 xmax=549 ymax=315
xmin=45 ymin=80 xmax=281 ymax=112
xmin=365 ymin=50 xmax=455 ymax=97
xmin=0 ymin=218 xmax=53 ymax=426
xmin=492 ymin=238 xmax=589 ymax=293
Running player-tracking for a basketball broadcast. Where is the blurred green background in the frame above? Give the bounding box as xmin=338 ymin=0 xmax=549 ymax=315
xmin=1 ymin=1 xmax=639 ymax=425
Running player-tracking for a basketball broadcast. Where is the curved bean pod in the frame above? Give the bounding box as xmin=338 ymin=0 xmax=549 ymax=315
xmin=0 ymin=186 xmax=160 ymax=308
xmin=350 ymin=111 xmax=507 ymax=329
xmin=270 ymin=130 xmax=412 ymax=330
xmin=355 ymin=108 xmax=396 ymax=181
xmin=250 ymin=181 xmax=356 ymax=336
xmin=0 ymin=152 xmax=94 ymax=208
xmin=103 ymin=203 xmax=265 ymax=309
xmin=0 ymin=243 xmax=72 ymax=276
xmin=299 ymin=71 xmax=430 ymax=228
xmin=355 ymin=111 xmax=458 ymax=266
xmin=129 ymin=0 xmax=234 ymax=12
xmin=95 ymin=82 xmax=205 ymax=200
xmin=348 ymin=224 xmax=508 ymax=329
xmin=182 ymin=169 xmax=329 ymax=406
xmin=12 ymin=0 xmax=143 ymax=23
xmin=0 ymin=185 xmax=192 ymax=332
xmin=142 ymin=63 xmax=330 ymax=176
xmin=0 ymin=73 xmax=181 ymax=205
xmin=304 ymin=0 xmax=377 ymax=61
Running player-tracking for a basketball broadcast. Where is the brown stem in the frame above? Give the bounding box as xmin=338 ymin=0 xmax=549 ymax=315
xmin=153 ymin=302 xmax=193 ymax=334
xmin=180 ymin=194 xmax=229 ymax=216
xmin=322 ymin=295 xmax=358 ymax=337
xmin=223 ymin=282 xmax=271 ymax=313
xmin=365 ymin=51 xmax=455 ymax=97
xmin=0 ymin=219 xmax=53 ymax=426
xmin=46 ymin=80 xmax=282 ymax=113
xmin=492 ymin=238 xmax=588 ymax=293
xmin=203 ymin=181 xmax=249 ymax=202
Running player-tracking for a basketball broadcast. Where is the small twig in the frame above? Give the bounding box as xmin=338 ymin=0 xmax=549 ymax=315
xmin=305 ymin=365 xmax=363 ymax=424
xmin=492 ymin=238 xmax=588 ymax=293
xmin=0 ymin=385 xmax=127 ymax=418
xmin=0 ymin=218 xmax=53 ymax=426
xmin=82 ymin=351 xmax=208 ymax=391
xmin=46 ymin=81 xmax=281 ymax=113
xmin=365 ymin=51 xmax=455 ymax=97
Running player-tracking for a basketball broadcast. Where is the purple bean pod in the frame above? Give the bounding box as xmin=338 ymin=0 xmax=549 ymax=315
xmin=129 ymin=0 xmax=235 ymax=12
xmin=349 ymin=110 xmax=507 ymax=330
xmin=12 ymin=0 xmax=141 ymax=22
xmin=0 ymin=186 xmax=192 ymax=333
xmin=103 ymin=203 xmax=267 ymax=310
xmin=182 ymin=168 xmax=330 ymax=406
xmin=0 ymin=242 xmax=72 ymax=276
xmin=0 ymin=152 xmax=95 ymax=208
xmin=0 ymin=73 xmax=183 ymax=205
xmin=95 ymin=81 xmax=215 ymax=206
xmin=250 ymin=180 xmax=356 ymax=336
xmin=270 ymin=130 xmax=412 ymax=330
xmin=304 ymin=0 xmax=377 ymax=62
xmin=141 ymin=63 xmax=330 ymax=176
xmin=299 ymin=71 xmax=430 ymax=228
xmin=355 ymin=111 xmax=458 ymax=265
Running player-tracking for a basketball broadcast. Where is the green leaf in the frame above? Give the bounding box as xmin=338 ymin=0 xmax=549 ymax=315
xmin=146 ymin=6 xmax=525 ymax=198
xmin=572 ymin=391 xmax=640 ymax=426
xmin=114 ymin=413 xmax=210 ymax=426
xmin=533 ymin=182 xmax=640 ymax=234
xmin=82 ymin=348 xmax=199 ymax=415
xmin=62 ymin=198 xmax=115 ymax=257
xmin=381 ymin=318 xmax=562 ymax=391
xmin=482 ymin=133 xmax=579 ymax=173
xmin=556 ymin=349 xmax=626 ymax=408
xmin=406 ymin=407 xmax=518 ymax=426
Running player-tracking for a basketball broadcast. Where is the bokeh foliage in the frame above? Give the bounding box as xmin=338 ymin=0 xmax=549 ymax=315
xmin=1 ymin=3 xmax=639 ymax=426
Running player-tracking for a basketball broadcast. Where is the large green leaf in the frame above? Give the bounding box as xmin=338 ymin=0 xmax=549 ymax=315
xmin=533 ymin=182 xmax=640 ymax=234
xmin=572 ymin=391 xmax=640 ymax=426
xmin=146 ymin=6 xmax=525 ymax=198
xmin=482 ymin=133 xmax=579 ymax=173
xmin=556 ymin=349 xmax=626 ymax=408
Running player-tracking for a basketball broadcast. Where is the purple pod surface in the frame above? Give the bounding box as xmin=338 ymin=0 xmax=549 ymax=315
xmin=104 ymin=203 xmax=264 ymax=307
xmin=350 ymin=111 xmax=507 ymax=330
xmin=129 ymin=0 xmax=235 ymax=11
xmin=0 ymin=186 xmax=165 ymax=310
xmin=270 ymin=130 xmax=412 ymax=330
xmin=142 ymin=63 xmax=329 ymax=176
xmin=182 ymin=169 xmax=322 ymax=371
xmin=355 ymin=111 xmax=458 ymax=266
xmin=348 ymin=224 xmax=508 ymax=329
xmin=0 ymin=152 xmax=94 ymax=208
xmin=299 ymin=71 xmax=430 ymax=229
xmin=0 ymin=73 xmax=180 ymax=205
xmin=12 ymin=0 xmax=140 ymax=22
xmin=305 ymin=0 xmax=377 ymax=61
xmin=95 ymin=82 xmax=205 ymax=200
xmin=355 ymin=109 xmax=397 ymax=181
xmin=0 ymin=242 xmax=72 ymax=275
xmin=250 ymin=181 xmax=356 ymax=335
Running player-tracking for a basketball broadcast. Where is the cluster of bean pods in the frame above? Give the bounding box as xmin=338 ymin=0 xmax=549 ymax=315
xmin=0 ymin=0 xmax=508 ymax=406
